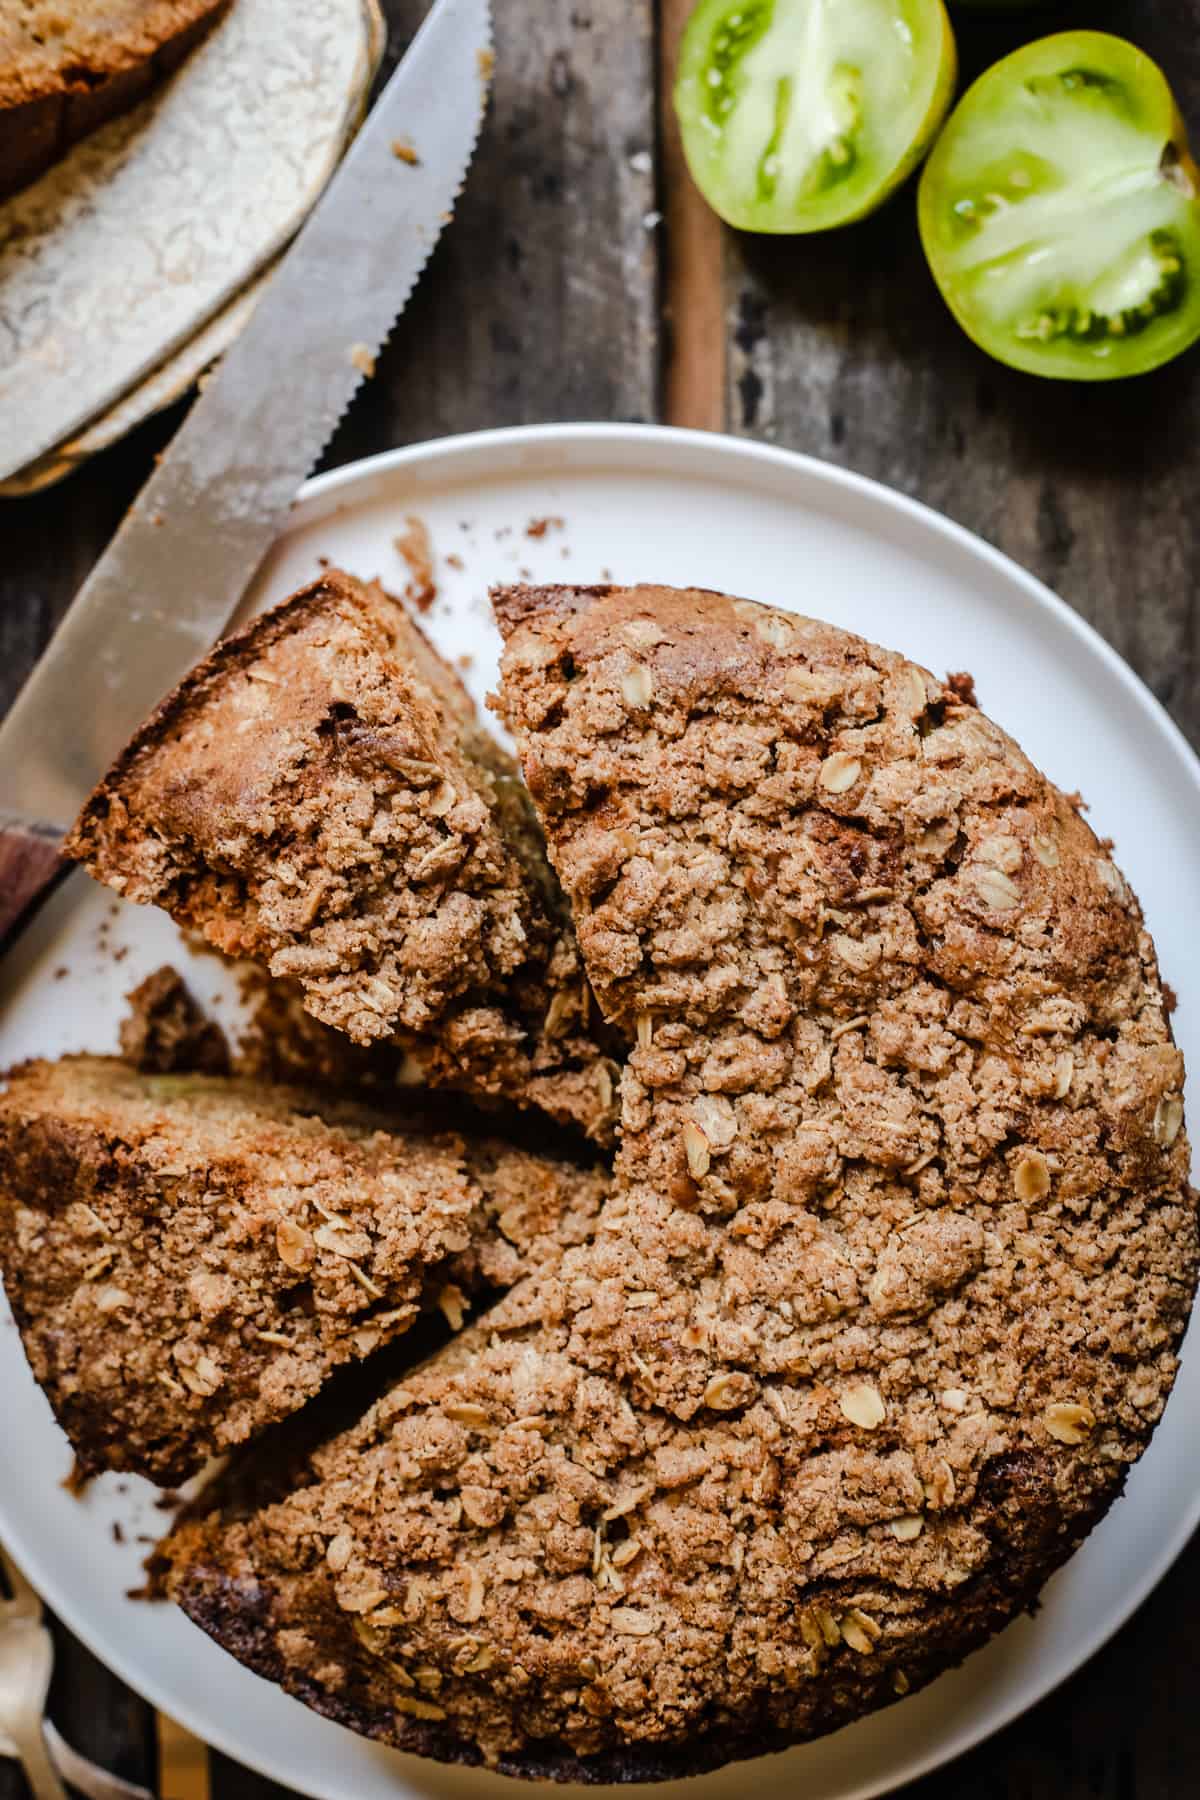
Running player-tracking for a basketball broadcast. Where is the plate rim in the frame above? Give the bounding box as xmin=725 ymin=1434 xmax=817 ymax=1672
xmin=290 ymin=418 xmax=1200 ymax=800
xmin=6 ymin=419 xmax=1199 ymax=1798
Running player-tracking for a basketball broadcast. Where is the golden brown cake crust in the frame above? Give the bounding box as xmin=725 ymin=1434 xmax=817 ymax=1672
xmin=0 ymin=0 xmax=229 ymax=198
xmin=166 ymin=1336 xmax=1111 ymax=1782
xmin=0 ymin=1056 xmax=608 ymax=1485
xmin=66 ymin=573 xmax=619 ymax=1142
xmin=163 ymin=583 xmax=1196 ymax=1776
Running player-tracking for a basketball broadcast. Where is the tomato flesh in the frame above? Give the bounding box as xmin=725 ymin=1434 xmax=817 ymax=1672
xmin=919 ymin=33 xmax=1200 ymax=378
xmin=675 ymin=0 xmax=957 ymax=233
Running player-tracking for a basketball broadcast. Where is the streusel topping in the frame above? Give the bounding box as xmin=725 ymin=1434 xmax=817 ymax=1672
xmin=165 ymin=586 xmax=1194 ymax=1777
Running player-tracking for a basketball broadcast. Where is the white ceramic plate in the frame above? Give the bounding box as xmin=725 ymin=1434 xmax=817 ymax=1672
xmin=1 ymin=424 xmax=1197 ymax=1800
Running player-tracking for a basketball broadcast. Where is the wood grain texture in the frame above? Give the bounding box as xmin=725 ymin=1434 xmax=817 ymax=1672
xmin=158 ymin=1715 xmax=210 ymax=1800
xmin=715 ymin=1 xmax=1200 ymax=742
xmin=322 ymin=0 xmax=660 ymax=469
xmin=661 ymin=0 xmax=725 ymax=431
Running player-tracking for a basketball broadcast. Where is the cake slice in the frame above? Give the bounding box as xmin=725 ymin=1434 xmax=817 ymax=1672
xmin=0 ymin=1 xmax=231 ymax=199
xmin=159 ymin=583 xmax=1194 ymax=1777
xmin=65 ymin=572 xmax=619 ymax=1141
xmin=0 ymin=1055 xmax=607 ymax=1484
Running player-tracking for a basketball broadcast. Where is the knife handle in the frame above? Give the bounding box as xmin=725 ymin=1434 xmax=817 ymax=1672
xmin=0 ymin=820 xmax=65 ymax=946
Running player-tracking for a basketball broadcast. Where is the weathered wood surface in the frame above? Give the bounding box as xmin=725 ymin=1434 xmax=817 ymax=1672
xmin=715 ymin=2 xmax=1200 ymax=738
xmin=324 ymin=0 xmax=659 ymax=470
xmin=206 ymin=1754 xmax=293 ymax=1800
xmin=3 ymin=0 xmax=1200 ymax=1796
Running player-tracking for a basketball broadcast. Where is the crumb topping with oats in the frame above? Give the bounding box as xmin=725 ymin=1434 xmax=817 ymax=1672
xmin=65 ymin=573 xmax=619 ymax=1143
xmin=163 ymin=584 xmax=1195 ymax=1780
xmin=0 ymin=1055 xmax=607 ymax=1485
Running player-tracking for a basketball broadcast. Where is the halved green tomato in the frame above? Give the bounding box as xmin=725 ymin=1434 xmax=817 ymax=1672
xmin=674 ymin=0 xmax=957 ymax=233
xmin=919 ymin=33 xmax=1200 ymax=379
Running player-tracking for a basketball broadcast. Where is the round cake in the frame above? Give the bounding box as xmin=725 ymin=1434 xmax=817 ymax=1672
xmin=165 ymin=582 xmax=1196 ymax=1781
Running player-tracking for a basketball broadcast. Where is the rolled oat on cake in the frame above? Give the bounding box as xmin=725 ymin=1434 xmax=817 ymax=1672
xmin=0 ymin=1055 xmax=607 ymax=1485
xmin=161 ymin=583 xmax=1196 ymax=1779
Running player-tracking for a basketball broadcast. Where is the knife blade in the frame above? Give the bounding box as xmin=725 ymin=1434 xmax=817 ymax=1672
xmin=0 ymin=0 xmax=491 ymax=879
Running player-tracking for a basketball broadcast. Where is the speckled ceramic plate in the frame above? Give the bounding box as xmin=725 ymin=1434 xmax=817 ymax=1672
xmin=0 ymin=0 xmax=383 ymax=487
xmin=1 ymin=426 xmax=1197 ymax=1800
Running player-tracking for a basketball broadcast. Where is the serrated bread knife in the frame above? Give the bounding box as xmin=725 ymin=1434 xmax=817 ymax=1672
xmin=0 ymin=0 xmax=492 ymax=942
